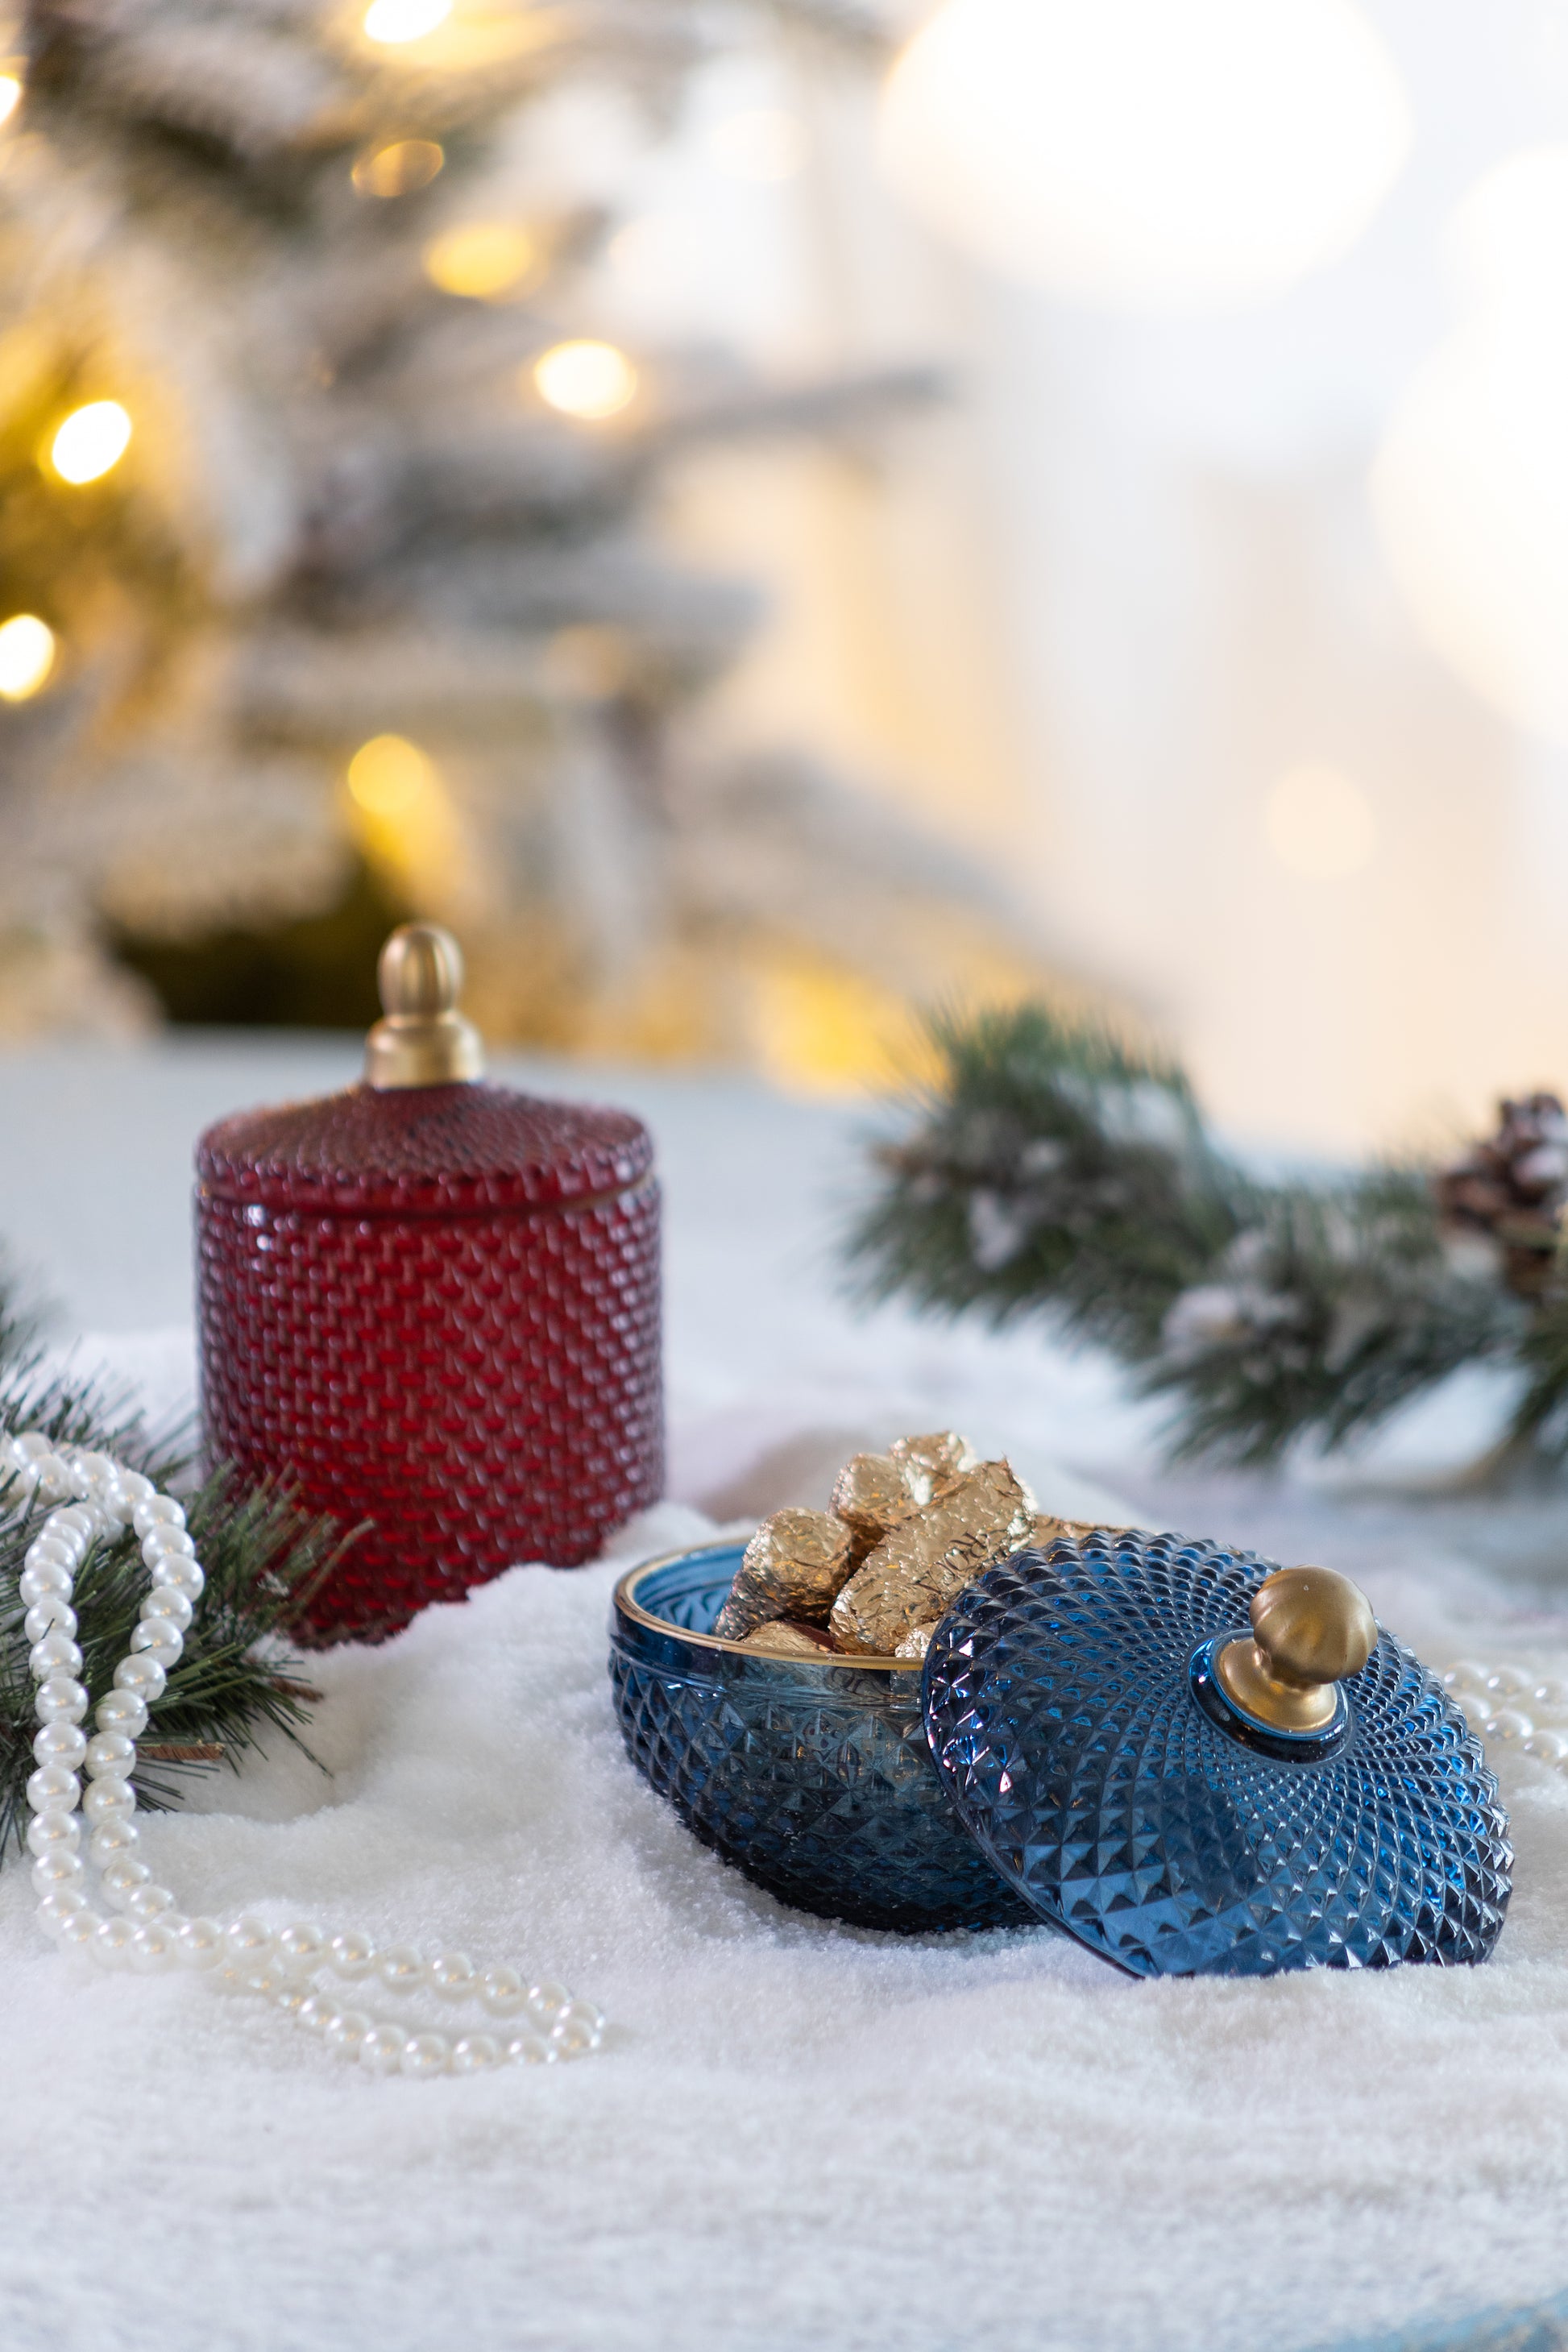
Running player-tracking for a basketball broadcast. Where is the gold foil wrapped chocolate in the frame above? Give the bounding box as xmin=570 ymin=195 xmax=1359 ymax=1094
xmin=829 ymin=1462 xmax=1035 ymax=1657
xmin=711 ymin=1508 xmax=853 ymax=1641
xmin=736 ymin=1620 xmax=838 ymax=1658
xmin=830 ymin=1452 xmax=920 ymax=1566
xmin=888 ymin=1429 xmax=977 ymax=1504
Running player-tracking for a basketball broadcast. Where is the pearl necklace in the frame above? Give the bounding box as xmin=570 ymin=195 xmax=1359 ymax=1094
xmin=1441 ymin=1657 xmax=1568 ymax=1769
xmin=12 ymin=1429 xmax=607 ymax=2077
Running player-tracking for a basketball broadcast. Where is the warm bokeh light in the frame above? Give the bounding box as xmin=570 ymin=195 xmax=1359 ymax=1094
xmin=1263 ymin=765 xmax=1377 ymax=880
xmin=423 ymin=222 xmax=537 ymax=301
xmin=363 ymin=0 xmax=451 ymax=43
xmin=707 ymin=107 xmax=806 ymax=183
xmin=0 ymin=74 xmax=22 ymax=127
xmin=532 ymin=339 xmax=638 ymax=421
xmin=346 ymin=733 xmax=433 ymax=816
xmin=50 ymin=400 xmax=132 ymax=485
xmin=345 ymin=734 xmax=469 ymax=903
xmin=1372 ymin=149 xmax=1568 ymax=747
xmin=0 ymin=615 xmax=56 ymax=701
xmin=351 ymin=139 xmax=445 ymax=197
xmin=877 ymin=0 xmax=1410 ymax=311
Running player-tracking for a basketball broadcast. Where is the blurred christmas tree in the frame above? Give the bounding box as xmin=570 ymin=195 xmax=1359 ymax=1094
xmin=0 ymin=0 xmax=1042 ymax=1068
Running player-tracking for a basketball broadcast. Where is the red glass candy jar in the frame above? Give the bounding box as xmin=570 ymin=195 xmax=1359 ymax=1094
xmin=195 ymin=923 xmax=663 ymax=1641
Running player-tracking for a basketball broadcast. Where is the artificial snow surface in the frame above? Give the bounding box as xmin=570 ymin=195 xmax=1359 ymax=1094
xmin=5 ymin=1040 xmax=1568 ymax=2352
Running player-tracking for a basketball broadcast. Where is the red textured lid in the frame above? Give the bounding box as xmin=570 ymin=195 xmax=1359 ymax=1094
xmin=196 ymin=1081 xmax=653 ymax=1216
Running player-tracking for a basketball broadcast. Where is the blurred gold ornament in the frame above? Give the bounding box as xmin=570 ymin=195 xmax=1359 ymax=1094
xmin=49 ymin=400 xmax=131 ymax=485
xmin=532 ymin=340 xmax=638 ymax=421
xmin=0 ymin=74 xmax=22 ymax=127
xmin=344 ymin=735 xmax=471 ymax=908
xmin=0 ymin=614 xmax=56 ymax=700
xmin=363 ymin=0 xmax=451 ymax=44
xmin=352 ymin=139 xmax=445 ymax=197
xmin=424 ymin=222 xmax=538 ymax=300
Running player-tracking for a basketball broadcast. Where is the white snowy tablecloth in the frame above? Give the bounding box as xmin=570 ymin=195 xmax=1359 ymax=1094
xmin=4 ymin=1038 xmax=1568 ymax=2352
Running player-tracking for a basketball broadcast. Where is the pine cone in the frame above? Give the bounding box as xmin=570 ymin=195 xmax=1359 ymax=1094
xmin=1435 ymin=1093 xmax=1568 ymax=1296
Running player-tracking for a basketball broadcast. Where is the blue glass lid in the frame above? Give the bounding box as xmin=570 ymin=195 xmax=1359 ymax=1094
xmin=922 ymin=1529 xmax=1512 ymax=1979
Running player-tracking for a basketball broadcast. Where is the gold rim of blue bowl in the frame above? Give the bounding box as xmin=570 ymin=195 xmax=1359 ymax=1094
xmin=613 ymin=1544 xmax=915 ymax=1673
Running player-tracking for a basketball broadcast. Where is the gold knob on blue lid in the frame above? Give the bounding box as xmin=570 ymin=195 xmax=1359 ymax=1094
xmin=1215 ymin=1564 xmax=1376 ymax=1733
xmin=364 ymin=923 xmax=485 ymax=1089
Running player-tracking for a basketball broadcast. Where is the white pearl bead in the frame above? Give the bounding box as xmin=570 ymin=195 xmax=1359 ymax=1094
xmin=35 ymin=1675 xmax=89 ymax=1726
xmin=1487 ymin=1709 xmax=1533 ymax=1743
xmin=90 ymin=1915 xmax=137 ymax=1970
xmin=451 ymin=2034 xmax=503 ymax=2073
xmin=132 ymin=1495 xmax=185 ymax=1538
xmin=479 ymin=1965 xmax=528 ymax=2018
xmin=151 ymin=1557 xmax=204 ymax=1599
xmin=1441 ymin=1661 xmax=1487 ymax=1693
xmin=35 ymin=1889 xmax=89 ymax=1936
xmin=88 ymin=1819 xmax=139 ymax=1864
xmin=143 ymin=1524 xmax=197 ymax=1562
xmin=400 ymin=2034 xmax=450 ymax=2078
xmin=525 ymin=1979 xmax=570 ymax=2027
xmin=276 ymin=1922 xmax=326 ymax=1970
xmin=30 ymin=1851 xmax=85 ymax=1898
xmin=26 ymin=1764 xmax=80 ymax=1814
xmin=553 ymin=2001 xmax=606 ymax=2053
xmin=326 ymin=2010 xmax=373 ymax=2056
xmin=128 ymin=1922 xmax=177 ymax=1973
xmin=114 ymin=1656 xmax=166 ymax=1701
xmin=429 ymin=1951 xmax=475 ymax=2001
xmin=115 ymin=1470 xmax=155 ymax=1507
xmin=175 ymin=1919 xmax=225 ymax=1971
xmin=272 ymin=1985 xmax=308 ymax=2016
xmin=48 ymin=1504 xmax=96 ymax=1542
xmin=24 ymin=1598 xmax=77 ymax=1644
xmin=123 ymin=1881 xmax=175 ymax=1919
xmin=130 ymin=1620 xmax=183 ymax=1665
xmin=359 ymin=2025 xmax=406 ymax=2075
xmin=85 ymin=1732 xmax=138 ymax=1781
xmin=296 ymin=1994 xmax=334 ymax=2034
xmin=19 ymin=1562 xmax=72 ymax=1607
xmin=102 ymin=1857 xmax=152 ymax=1903
xmin=1527 ymin=1728 xmax=1568 ymax=1765
xmin=504 ymin=2031 xmax=555 ymax=2066
xmin=377 ymin=1944 xmax=427 ymax=1995
xmin=33 ymin=1722 xmax=87 ymax=1770
xmin=28 ymin=1631 xmax=83 ymax=1679
xmin=96 ymin=1690 xmax=149 ymax=1739
xmin=83 ymin=1778 xmax=135 ymax=1823
xmin=26 ymin=1811 xmax=81 ymax=1857
xmin=10 ymin=1430 xmax=52 ymax=1462
xmin=225 ymin=1916 xmax=275 ymax=1963
xmin=329 ymin=1931 xmax=376 ymax=1979
xmin=26 ymin=1533 xmax=78 ymax=1572
xmin=1457 ymin=1688 xmax=1491 ymax=1728
xmin=1486 ymin=1665 xmax=1532 ymax=1696
xmin=57 ymin=1906 xmax=105 ymax=1951
xmin=139 ymin=1586 xmax=194 ymax=1631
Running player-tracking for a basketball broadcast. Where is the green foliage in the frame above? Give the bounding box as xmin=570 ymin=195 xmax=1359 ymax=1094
xmin=848 ymin=1004 xmax=1536 ymax=1466
xmin=0 ymin=1266 xmax=341 ymax=1860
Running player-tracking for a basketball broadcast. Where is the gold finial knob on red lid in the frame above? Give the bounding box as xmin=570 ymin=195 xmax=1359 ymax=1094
xmin=364 ymin=923 xmax=485 ymax=1090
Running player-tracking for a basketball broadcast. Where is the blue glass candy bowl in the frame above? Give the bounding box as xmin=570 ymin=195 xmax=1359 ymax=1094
xmin=608 ymin=1542 xmax=1034 ymax=1932
xmin=609 ymin=1530 xmax=1512 ymax=1970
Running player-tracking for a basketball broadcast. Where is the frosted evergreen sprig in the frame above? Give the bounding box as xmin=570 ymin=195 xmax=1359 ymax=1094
xmin=847 ymin=1004 xmax=1534 ymax=1466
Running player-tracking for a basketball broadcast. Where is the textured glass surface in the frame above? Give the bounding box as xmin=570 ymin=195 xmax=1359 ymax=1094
xmin=925 ymin=1532 xmax=1512 ymax=1979
xmin=197 ymin=1081 xmax=662 ymax=1643
xmin=609 ymin=1545 xmax=1034 ymax=1933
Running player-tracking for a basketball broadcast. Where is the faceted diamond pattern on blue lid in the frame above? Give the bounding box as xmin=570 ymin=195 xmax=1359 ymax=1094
xmin=923 ymin=1531 xmax=1512 ymax=1978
